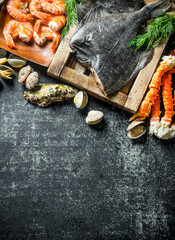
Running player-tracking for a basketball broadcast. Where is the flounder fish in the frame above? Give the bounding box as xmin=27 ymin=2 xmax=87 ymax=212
xmin=70 ymin=0 xmax=172 ymax=95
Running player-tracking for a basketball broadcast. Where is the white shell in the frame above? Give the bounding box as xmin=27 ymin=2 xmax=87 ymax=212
xmin=127 ymin=120 xmax=145 ymax=131
xmin=25 ymin=72 xmax=39 ymax=89
xmin=74 ymin=91 xmax=88 ymax=109
xmin=127 ymin=125 xmax=146 ymax=139
xmin=0 ymin=49 xmax=7 ymax=58
xmin=86 ymin=110 xmax=103 ymax=125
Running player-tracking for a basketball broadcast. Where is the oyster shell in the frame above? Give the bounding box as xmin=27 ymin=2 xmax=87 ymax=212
xmin=0 ymin=65 xmax=14 ymax=79
xmin=25 ymin=72 xmax=39 ymax=89
xmin=127 ymin=120 xmax=146 ymax=139
xmin=24 ymin=83 xmax=78 ymax=107
xmin=18 ymin=65 xmax=33 ymax=83
xmin=86 ymin=110 xmax=103 ymax=125
xmin=74 ymin=91 xmax=88 ymax=109
xmin=8 ymin=54 xmax=27 ymax=68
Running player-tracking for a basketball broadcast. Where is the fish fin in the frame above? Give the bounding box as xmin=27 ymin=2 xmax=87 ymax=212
xmin=141 ymin=0 xmax=172 ymax=20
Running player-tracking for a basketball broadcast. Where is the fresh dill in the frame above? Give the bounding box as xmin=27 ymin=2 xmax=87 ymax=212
xmin=61 ymin=0 xmax=87 ymax=39
xmin=128 ymin=13 xmax=175 ymax=51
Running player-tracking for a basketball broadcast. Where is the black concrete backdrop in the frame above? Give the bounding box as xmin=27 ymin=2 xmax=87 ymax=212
xmin=0 ymin=56 xmax=175 ymax=240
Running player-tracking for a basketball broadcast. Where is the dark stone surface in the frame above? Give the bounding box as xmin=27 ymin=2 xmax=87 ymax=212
xmin=0 ymin=58 xmax=175 ymax=240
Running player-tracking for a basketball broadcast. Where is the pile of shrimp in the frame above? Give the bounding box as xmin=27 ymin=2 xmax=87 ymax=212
xmin=3 ymin=0 xmax=66 ymax=52
xmin=129 ymin=50 xmax=175 ymax=140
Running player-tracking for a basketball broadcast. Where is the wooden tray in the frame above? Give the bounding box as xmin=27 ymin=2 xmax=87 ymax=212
xmin=0 ymin=3 xmax=55 ymax=67
xmin=47 ymin=24 xmax=167 ymax=113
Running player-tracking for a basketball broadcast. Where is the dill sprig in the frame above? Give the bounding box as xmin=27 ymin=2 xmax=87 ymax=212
xmin=61 ymin=0 xmax=86 ymax=39
xmin=128 ymin=13 xmax=175 ymax=51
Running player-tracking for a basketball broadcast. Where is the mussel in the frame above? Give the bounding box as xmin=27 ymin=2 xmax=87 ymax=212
xmin=127 ymin=121 xmax=146 ymax=139
xmin=8 ymin=54 xmax=27 ymax=68
xmin=0 ymin=65 xmax=14 ymax=79
xmin=0 ymin=58 xmax=7 ymax=65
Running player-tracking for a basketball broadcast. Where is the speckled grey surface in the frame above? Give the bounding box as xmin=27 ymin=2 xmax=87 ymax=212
xmin=0 ymin=58 xmax=175 ymax=240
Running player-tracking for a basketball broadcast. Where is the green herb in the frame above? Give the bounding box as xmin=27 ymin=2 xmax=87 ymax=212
xmin=61 ymin=0 xmax=87 ymax=39
xmin=128 ymin=13 xmax=175 ymax=51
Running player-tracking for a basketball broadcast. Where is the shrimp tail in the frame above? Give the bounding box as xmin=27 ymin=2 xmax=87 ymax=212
xmin=51 ymin=33 xmax=60 ymax=53
xmin=4 ymin=34 xmax=16 ymax=49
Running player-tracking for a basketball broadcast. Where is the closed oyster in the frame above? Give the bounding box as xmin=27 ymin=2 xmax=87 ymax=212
xmin=8 ymin=54 xmax=27 ymax=68
xmin=25 ymin=72 xmax=39 ymax=89
xmin=0 ymin=65 xmax=14 ymax=79
xmin=24 ymin=83 xmax=78 ymax=107
xmin=18 ymin=65 xmax=33 ymax=83
xmin=86 ymin=110 xmax=103 ymax=125
xmin=0 ymin=49 xmax=7 ymax=58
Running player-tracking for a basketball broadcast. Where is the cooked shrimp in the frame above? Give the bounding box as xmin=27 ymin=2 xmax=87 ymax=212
xmin=33 ymin=25 xmax=60 ymax=52
xmin=41 ymin=0 xmax=65 ymax=15
xmin=48 ymin=15 xmax=66 ymax=31
xmin=3 ymin=20 xmax=33 ymax=49
xmin=34 ymin=15 xmax=66 ymax=33
xmin=6 ymin=0 xmax=33 ymax=22
xmin=129 ymin=55 xmax=175 ymax=122
xmin=29 ymin=0 xmax=52 ymax=21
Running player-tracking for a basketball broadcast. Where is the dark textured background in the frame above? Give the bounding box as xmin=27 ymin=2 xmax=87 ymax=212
xmin=0 ymin=58 xmax=175 ymax=240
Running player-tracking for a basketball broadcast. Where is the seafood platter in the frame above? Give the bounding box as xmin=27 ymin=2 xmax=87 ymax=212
xmin=1 ymin=0 xmax=175 ymax=141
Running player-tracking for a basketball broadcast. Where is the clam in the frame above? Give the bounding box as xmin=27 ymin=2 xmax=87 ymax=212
xmin=25 ymin=72 xmax=39 ymax=89
xmin=0 ymin=58 xmax=7 ymax=65
xmin=0 ymin=65 xmax=14 ymax=79
xmin=0 ymin=49 xmax=7 ymax=58
xmin=74 ymin=91 xmax=88 ymax=109
xmin=18 ymin=65 xmax=33 ymax=83
xmin=127 ymin=121 xmax=146 ymax=139
xmin=86 ymin=110 xmax=103 ymax=125
xmin=8 ymin=54 xmax=27 ymax=68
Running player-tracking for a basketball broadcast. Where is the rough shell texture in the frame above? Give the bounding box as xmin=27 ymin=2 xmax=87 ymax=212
xmin=0 ymin=49 xmax=7 ymax=58
xmin=18 ymin=65 xmax=33 ymax=83
xmin=74 ymin=91 xmax=88 ymax=109
xmin=86 ymin=110 xmax=103 ymax=125
xmin=24 ymin=84 xmax=78 ymax=107
xmin=25 ymin=72 xmax=39 ymax=89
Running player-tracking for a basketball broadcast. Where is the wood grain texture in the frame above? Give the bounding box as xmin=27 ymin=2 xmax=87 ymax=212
xmin=47 ymin=25 xmax=77 ymax=77
xmin=60 ymin=66 xmax=128 ymax=108
xmin=0 ymin=3 xmax=55 ymax=67
xmin=123 ymin=41 xmax=168 ymax=113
